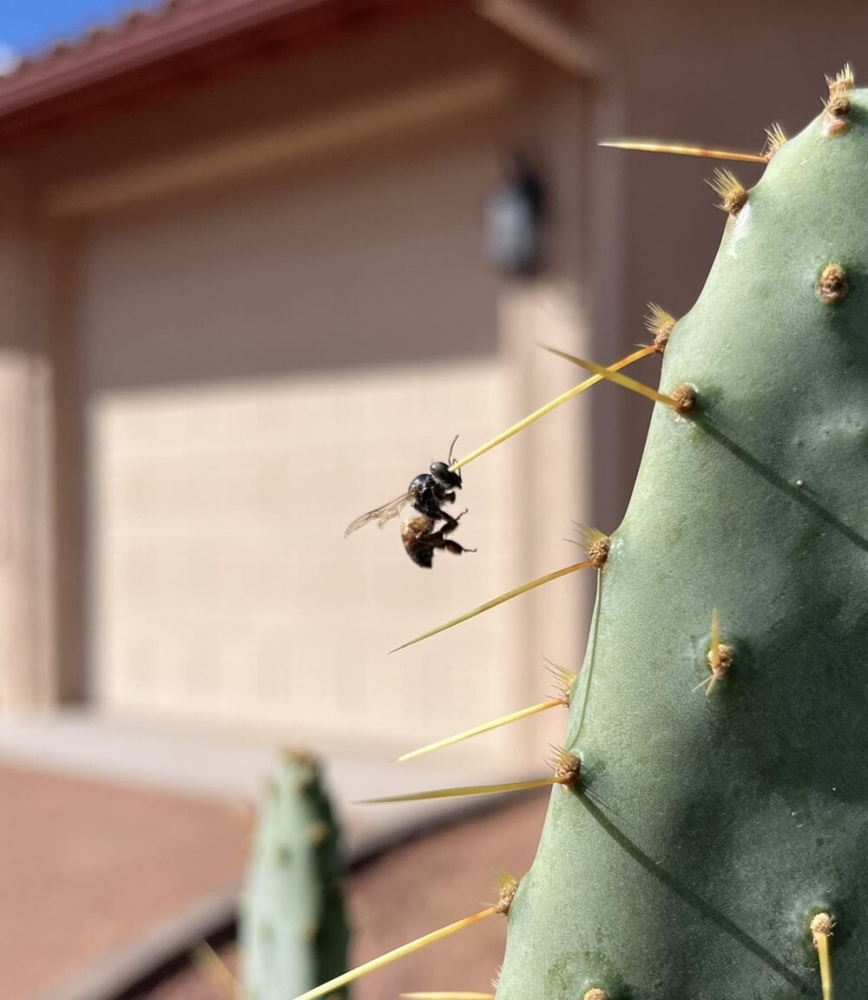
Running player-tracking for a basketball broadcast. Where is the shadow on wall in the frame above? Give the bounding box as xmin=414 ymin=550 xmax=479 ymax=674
xmin=81 ymin=134 xmax=502 ymax=394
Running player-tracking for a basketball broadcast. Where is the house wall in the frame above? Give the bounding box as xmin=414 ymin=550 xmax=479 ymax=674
xmin=6 ymin=0 xmax=854 ymax=760
xmin=0 ymin=169 xmax=55 ymax=709
xmin=3 ymin=7 xmax=591 ymax=770
xmin=82 ymin=133 xmax=518 ymax=755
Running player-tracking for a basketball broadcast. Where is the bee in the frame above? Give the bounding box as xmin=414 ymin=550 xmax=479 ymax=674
xmin=345 ymin=436 xmax=475 ymax=568
xmin=401 ymin=510 xmax=475 ymax=569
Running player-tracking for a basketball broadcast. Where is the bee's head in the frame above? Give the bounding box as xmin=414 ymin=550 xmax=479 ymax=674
xmin=430 ymin=461 xmax=462 ymax=490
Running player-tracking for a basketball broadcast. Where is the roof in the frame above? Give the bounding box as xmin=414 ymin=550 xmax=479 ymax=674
xmin=0 ymin=0 xmax=457 ymax=149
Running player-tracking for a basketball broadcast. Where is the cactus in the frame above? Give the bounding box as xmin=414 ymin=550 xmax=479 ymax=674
xmin=294 ymin=68 xmax=868 ymax=1000
xmin=240 ymin=750 xmax=350 ymax=1000
xmin=497 ymin=68 xmax=868 ymax=1000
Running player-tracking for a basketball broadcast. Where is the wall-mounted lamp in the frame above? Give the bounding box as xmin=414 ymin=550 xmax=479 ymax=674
xmin=484 ymin=152 xmax=546 ymax=276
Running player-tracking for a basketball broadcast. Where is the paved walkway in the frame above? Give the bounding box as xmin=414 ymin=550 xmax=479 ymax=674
xmin=138 ymin=792 xmax=551 ymax=1000
xmin=0 ymin=712 xmax=525 ymax=1000
xmin=0 ymin=763 xmax=250 ymax=1000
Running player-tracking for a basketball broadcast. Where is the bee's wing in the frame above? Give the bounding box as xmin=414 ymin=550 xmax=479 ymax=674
xmin=344 ymin=489 xmax=415 ymax=537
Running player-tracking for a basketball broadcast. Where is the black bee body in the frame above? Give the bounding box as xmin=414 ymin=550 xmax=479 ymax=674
xmin=401 ymin=511 xmax=475 ymax=569
xmin=407 ymin=462 xmax=463 ymax=526
xmin=344 ymin=437 xmax=475 ymax=568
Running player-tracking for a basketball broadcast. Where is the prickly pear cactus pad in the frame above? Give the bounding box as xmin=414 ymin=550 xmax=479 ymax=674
xmin=497 ymin=73 xmax=868 ymax=999
xmin=240 ymin=750 xmax=349 ymax=1000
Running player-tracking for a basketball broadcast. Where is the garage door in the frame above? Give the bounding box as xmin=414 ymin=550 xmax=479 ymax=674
xmin=82 ymin=134 xmax=538 ymax=766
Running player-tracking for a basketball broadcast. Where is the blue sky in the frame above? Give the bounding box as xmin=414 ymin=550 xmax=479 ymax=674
xmin=0 ymin=0 xmax=161 ymax=58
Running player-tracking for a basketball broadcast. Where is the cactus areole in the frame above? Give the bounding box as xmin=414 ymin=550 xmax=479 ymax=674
xmin=497 ymin=79 xmax=868 ymax=998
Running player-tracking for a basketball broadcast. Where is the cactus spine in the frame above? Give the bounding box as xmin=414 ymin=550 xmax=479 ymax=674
xmin=497 ymin=69 xmax=868 ymax=999
xmin=240 ymin=750 xmax=349 ymax=1000
xmin=292 ymin=68 xmax=868 ymax=1000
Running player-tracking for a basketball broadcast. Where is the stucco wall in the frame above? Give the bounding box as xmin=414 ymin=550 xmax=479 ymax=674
xmin=4 ymin=0 xmax=863 ymax=744
xmin=4 ymin=7 xmax=591 ymax=768
xmin=0 ymin=170 xmax=55 ymax=710
xmin=82 ymin=133 xmax=518 ymax=756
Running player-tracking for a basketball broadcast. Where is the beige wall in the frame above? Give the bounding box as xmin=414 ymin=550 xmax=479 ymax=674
xmin=82 ymin=132 xmax=524 ymax=760
xmin=0 ymin=170 xmax=55 ymax=710
xmin=10 ymin=0 xmax=854 ymax=757
xmin=0 ymin=6 xmax=591 ymax=770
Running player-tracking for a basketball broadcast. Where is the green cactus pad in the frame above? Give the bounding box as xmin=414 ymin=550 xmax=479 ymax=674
xmin=497 ymin=83 xmax=868 ymax=998
xmin=240 ymin=750 xmax=350 ymax=1000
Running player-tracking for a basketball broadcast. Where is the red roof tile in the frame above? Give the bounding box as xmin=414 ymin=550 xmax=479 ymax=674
xmin=0 ymin=0 xmax=457 ymax=149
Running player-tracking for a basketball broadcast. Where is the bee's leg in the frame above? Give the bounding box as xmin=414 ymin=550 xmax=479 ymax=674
xmin=426 ymin=518 xmax=475 ymax=557
xmin=433 ymin=489 xmax=457 ymax=508
xmin=442 ymin=539 xmax=476 ymax=556
xmin=439 ymin=507 xmax=470 ymax=535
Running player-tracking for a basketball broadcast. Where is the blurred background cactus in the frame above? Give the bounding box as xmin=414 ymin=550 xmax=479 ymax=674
xmin=240 ymin=751 xmax=350 ymax=1000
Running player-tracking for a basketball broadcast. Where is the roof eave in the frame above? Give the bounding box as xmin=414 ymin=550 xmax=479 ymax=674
xmin=0 ymin=0 xmax=459 ymax=150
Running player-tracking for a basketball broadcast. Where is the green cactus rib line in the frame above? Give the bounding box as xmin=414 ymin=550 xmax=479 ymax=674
xmin=495 ymin=77 xmax=868 ymax=999
xmin=577 ymin=794 xmax=812 ymax=994
xmin=570 ymin=571 xmax=604 ymax=743
xmin=701 ymin=415 xmax=868 ymax=553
